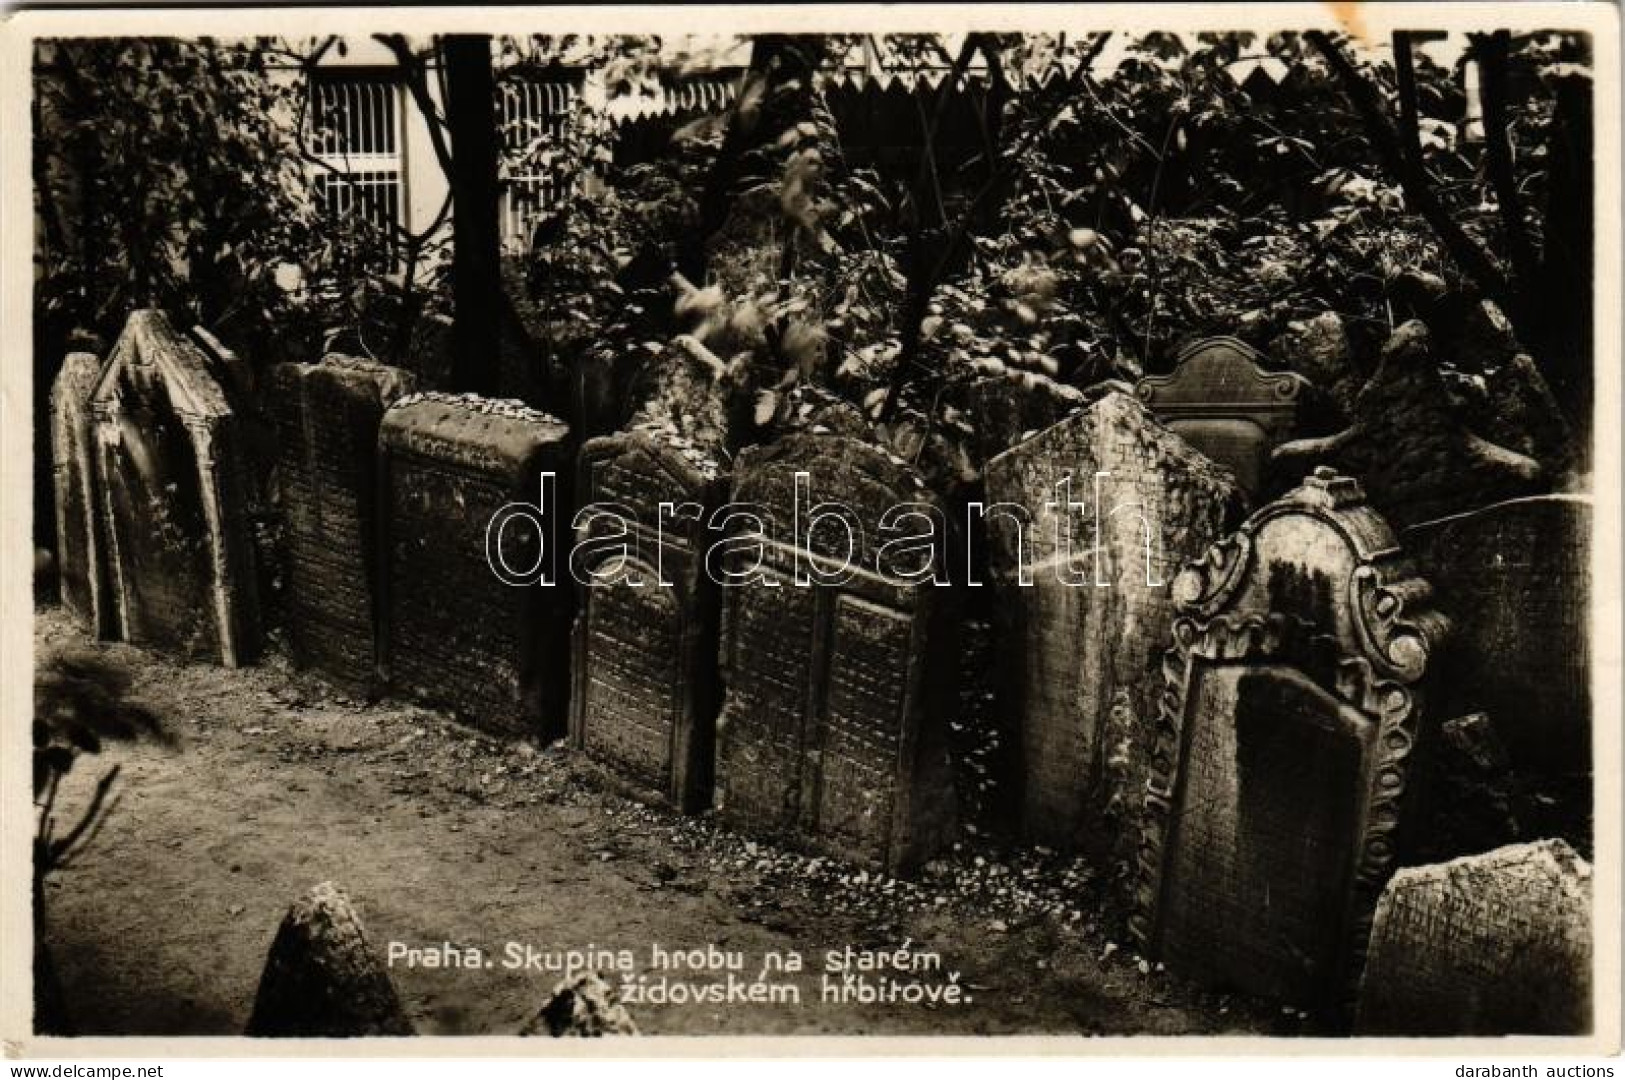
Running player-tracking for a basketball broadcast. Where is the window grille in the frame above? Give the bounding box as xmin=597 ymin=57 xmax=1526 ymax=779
xmin=308 ymin=75 xmax=406 ymax=242
xmin=499 ymin=77 xmax=580 ymax=248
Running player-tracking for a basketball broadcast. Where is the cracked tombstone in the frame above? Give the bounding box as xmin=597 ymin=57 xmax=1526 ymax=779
xmin=1135 ymin=336 xmax=1310 ymax=496
xmin=378 ymin=392 xmax=573 ymax=738
xmin=982 ymin=390 xmax=1241 ymax=859
xmin=570 ymin=337 xmax=732 ymax=811
xmin=91 ymin=310 xmax=261 ymax=665
xmin=1273 ymin=320 xmax=1541 ymax=527
xmin=52 ymin=351 xmax=117 ymax=638
xmin=247 ymin=881 xmax=414 ymax=1037
xmin=1133 ymin=468 xmax=1450 ymax=1013
xmin=271 ymin=354 xmax=417 ymax=694
xmin=1355 ymin=839 xmax=1592 ymax=1036
xmin=1404 ymin=495 xmax=1592 ymax=849
xmin=714 ymin=431 xmax=957 ymax=874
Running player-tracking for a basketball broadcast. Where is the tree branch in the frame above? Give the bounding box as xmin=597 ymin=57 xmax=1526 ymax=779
xmin=1471 ymin=30 xmax=1541 ymax=298
xmin=1306 ymin=30 xmax=1510 ymax=304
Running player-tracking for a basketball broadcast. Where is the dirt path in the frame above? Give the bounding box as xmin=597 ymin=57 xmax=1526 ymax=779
xmin=35 ymin=606 xmax=1293 ymax=1038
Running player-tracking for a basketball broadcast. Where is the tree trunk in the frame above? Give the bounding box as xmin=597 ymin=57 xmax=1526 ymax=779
xmin=442 ymin=34 xmax=503 ymax=396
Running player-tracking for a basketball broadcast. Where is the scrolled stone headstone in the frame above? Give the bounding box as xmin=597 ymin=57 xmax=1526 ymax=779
xmin=1133 ymin=467 xmax=1449 ymax=1012
xmin=1135 ymin=336 xmax=1310 ymax=495
xmin=91 ymin=310 xmax=261 ymax=665
xmin=246 ymin=881 xmax=414 ymax=1037
xmin=1354 ymin=839 xmax=1592 ymax=1036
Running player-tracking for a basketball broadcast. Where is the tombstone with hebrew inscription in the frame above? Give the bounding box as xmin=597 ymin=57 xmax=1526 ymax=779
xmin=91 ymin=310 xmax=261 ymax=666
xmin=271 ymin=355 xmax=416 ymax=694
xmin=52 ymin=351 xmax=117 ymax=637
xmin=983 ymin=390 xmax=1241 ymax=858
xmin=1133 ymin=467 xmax=1449 ymax=1011
xmin=1355 ymin=839 xmax=1592 ymax=1036
xmin=715 ymin=432 xmax=957 ymax=874
xmin=571 ymin=433 xmax=727 ymax=812
xmin=1135 ymin=337 xmax=1309 ymax=495
xmin=378 ymin=392 xmax=573 ymax=737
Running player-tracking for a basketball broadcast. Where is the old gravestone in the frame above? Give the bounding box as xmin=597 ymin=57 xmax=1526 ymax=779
xmin=271 ymin=355 xmax=417 ymax=694
xmin=378 ymin=392 xmax=573 ymax=737
xmin=1135 ymin=336 xmax=1310 ymax=495
xmin=52 ymin=351 xmax=117 ymax=637
xmin=1355 ymin=839 xmax=1592 ymax=1036
xmin=1132 ymin=467 xmax=1450 ymax=1010
xmin=983 ymin=390 xmax=1241 ymax=857
xmin=570 ymin=337 xmax=732 ymax=812
xmin=714 ymin=431 xmax=957 ymax=874
xmin=1273 ymin=320 xmax=1541 ymax=527
xmin=1404 ymin=495 xmax=1592 ymax=848
xmin=91 ymin=310 xmax=261 ymax=666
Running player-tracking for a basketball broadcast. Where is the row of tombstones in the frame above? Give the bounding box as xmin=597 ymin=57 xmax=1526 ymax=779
xmin=52 ymin=310 xmax=1592 ymax=1035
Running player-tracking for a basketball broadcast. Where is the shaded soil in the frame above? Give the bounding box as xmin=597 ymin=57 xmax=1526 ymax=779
xmin=34 ymin=606 xmax=1302 ymax=1038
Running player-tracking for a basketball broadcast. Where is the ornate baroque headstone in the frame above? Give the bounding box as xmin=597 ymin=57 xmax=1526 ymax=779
xmin=715 ymin=432 xmax=957 ymax=873
xmin=271 ymin=355 xmax=417 ymax=693
xmin=378 ymin=392 xmax=573 ymax=737
xmin=983 ymin=390 xmax=1242 ymax=858
xmin=1355 ymin=839 xmax=1592 ymax=1036
xmin=52 ymin=351 xmax=116 ymax=637
xmin=1133 ymin=467 xmax=1449 ymax=1010
xmin=91 ymin=310 xmax=261 ymax=665
xmin=1135 ymin=336 xmax=1309 ymax=494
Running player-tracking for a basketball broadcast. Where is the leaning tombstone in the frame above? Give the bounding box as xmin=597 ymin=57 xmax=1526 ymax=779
xmin=270 ymin=355 xmax=417 ymax=694
xmin=570 ymin=336 xmax=732 ymax=811
xmin=1404 ymin=495 xmax=1592 ymax=848
xmin=1132 ymin=467 xmax=1450 ymax=1013
xmin=90 ymin=310 xmax=261 ymax=665
xmin=246 ymin=881 xmax=414 ymax=1037
xmin=714 ymin=430 xmax=957 ymax=874
xmin=51 ymin=351 xmax=117 ymax=638
xmin=1355 ymin=839 xmax=1592 ymax=1036
xmin=1135 ymin=336 xmax=1310 ymax=495
xmin=983 ymin=389 xmax=1241 ymax=859
xmin=1272 ymin=320 xmax=1541 ymax=527
xmin=377 ymin=392 xmax=573 ymax=738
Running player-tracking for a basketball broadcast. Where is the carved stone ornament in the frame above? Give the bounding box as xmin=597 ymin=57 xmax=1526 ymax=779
xmin=1131 ymin=466 xmax=1449 ymax=1012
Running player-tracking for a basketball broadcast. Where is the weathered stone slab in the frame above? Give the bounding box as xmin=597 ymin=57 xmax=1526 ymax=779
xmin=1134 ymin=467 xmax=1449 ymax=1011
xmin=715 ymin=432 xmax=957 ymax=873
xmin=983 ymin=390 xmax=1241 ymax=858
xmin=964 ymin=370 xmax=1088 ymax=467
xmin=1404 ymin=496 xmax=1591 ymax=847
xmin=1355 ymin=839 xmax=1592 ymax=1035
xmin=51 ymin=351 xmax=116 ymax=637
xmin=1273 ymin=320 xmax=1541 ymax=527
xmin=378 ymin=392 xmax=572 ymax=737
xmin=91 ymin=310 xmax=261 ymax=666
xmin=571 ymin=429 xmax=725 ymax=812
xmin=271 ymin=355 xmax=416 ymax=694
xmin=570 ymin=336 xmax=733 ymax=811
xmin=1136 ymin=336 xmax=1310 ymax=494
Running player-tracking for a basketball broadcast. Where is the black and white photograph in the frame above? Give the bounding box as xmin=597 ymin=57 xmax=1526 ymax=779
xmin=2 ymin=2 xmax=1619 ymax=1060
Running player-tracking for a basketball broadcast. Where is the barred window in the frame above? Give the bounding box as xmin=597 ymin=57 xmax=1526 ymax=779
xmin=308 ymin=74 xmax=405 ymax=243
xmin=498 ymin=76 xmax=581 ymax=249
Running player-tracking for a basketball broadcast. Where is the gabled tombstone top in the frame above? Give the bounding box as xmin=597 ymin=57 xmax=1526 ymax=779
xmin=92 ymin=309 xmax=236 ymax=421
